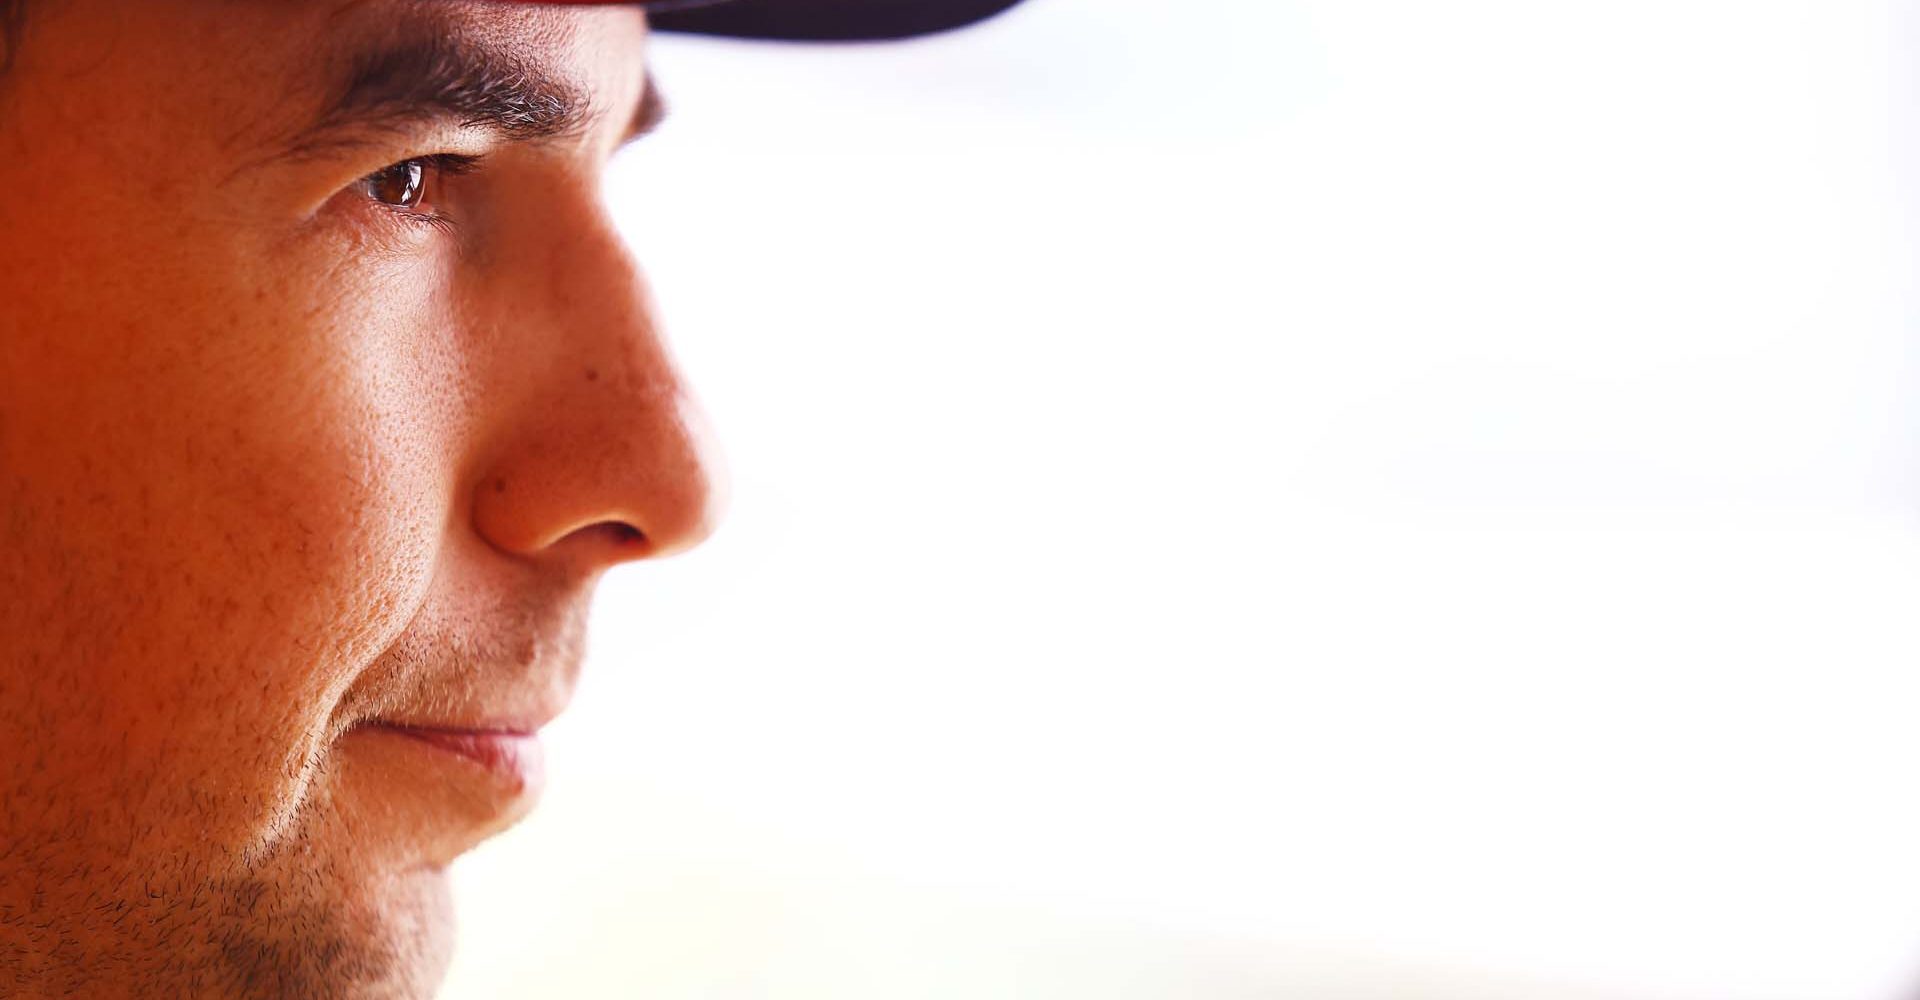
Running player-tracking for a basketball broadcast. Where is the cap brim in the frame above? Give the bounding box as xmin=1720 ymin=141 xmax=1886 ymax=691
xmin=641 ymin=0 xmax=1026 ymax=41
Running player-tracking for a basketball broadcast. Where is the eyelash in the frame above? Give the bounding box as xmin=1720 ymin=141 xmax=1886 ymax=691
xmin=358 ymin=153 xmax=484 ymax=233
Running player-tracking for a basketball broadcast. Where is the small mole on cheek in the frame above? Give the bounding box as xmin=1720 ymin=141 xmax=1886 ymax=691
xmin=585 ymin=367 xmax=600 ymax=382
xmin=493 ymin=477 xmax=507 ymax=494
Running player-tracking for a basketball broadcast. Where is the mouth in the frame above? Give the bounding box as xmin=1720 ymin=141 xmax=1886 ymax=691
xmin=336 ymin=720 xmax=551 ymax=860
xmin=317 ymin=581 xmax=594 ymax=867
xmin=375 ymin=724 xmax=544 ymax=786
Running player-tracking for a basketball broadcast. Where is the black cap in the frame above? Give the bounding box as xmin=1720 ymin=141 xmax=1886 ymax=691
xmin=641 ymin=0 xmax=1028 ymax=41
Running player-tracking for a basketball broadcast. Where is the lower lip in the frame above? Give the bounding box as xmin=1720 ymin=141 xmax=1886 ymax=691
xmin=375 ymin=725 xmax=545 ymax=789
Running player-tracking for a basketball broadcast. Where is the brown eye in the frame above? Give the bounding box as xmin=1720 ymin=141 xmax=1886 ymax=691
xmin=362 ymin=160 xmax=425 ymax=209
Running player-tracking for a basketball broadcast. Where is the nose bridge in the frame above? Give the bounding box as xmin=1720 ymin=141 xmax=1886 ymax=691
xmin=470 ymin=192 xmax=723 ymax=567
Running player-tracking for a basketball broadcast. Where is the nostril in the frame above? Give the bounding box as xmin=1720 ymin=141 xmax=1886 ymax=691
xmin=551 ymin=520 xmax=650 ymax=567
xmin=596 ymin=521 xmax=646 ymax=549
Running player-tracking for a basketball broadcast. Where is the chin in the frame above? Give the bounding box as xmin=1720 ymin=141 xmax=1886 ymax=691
xmin=172 ymin=708 xmax=542 ymax=999
xmin=191 ymin=748 xmax=468 ymax=1000
xmin=342 ymin=866 xmax=459 ymax=1000
xmin=209 ymin=862 xmax=458 ymax=1000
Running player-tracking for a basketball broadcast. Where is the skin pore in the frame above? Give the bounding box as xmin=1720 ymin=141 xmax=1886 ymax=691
xmin=0 ymin=2 xmax=719 ymax=997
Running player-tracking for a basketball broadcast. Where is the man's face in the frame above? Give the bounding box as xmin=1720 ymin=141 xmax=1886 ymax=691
xmin=0 ymin=1 xmax=718 ymax=995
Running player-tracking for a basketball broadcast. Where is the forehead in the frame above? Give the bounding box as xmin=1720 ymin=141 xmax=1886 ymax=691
xmin=322 ymin=0 xmax=608 ymax=61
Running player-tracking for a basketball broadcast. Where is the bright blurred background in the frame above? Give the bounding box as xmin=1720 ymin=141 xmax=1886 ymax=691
xmin=440 ymin=1 xmax=1920 ymax=997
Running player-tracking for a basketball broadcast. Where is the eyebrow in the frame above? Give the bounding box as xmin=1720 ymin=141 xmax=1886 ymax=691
xmin=285 ymin=34 xmax=665 ymax=159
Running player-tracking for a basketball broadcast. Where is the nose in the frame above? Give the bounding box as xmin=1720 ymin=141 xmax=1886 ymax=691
xmin=469 ymin=191 xmax=725 ymax=574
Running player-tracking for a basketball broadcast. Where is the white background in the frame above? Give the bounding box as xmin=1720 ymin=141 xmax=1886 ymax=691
xmin=442 ymin=2 xmax=1920 ymax=997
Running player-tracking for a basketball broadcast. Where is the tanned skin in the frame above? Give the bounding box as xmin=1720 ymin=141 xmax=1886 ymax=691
xmin=0 ymin=2 xmax=721 ymax=996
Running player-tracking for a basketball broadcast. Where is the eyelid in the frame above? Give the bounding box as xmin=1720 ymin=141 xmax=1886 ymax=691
xmin=414 ymin=152 xmax=485 ymax=178
xmin=359 ymin=152 xmax=486 ymax=233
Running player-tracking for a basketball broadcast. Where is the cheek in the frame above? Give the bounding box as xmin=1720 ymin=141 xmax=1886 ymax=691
xmin=0 ymin=233 xmax=471 ymax=858
xmin=181 ymin=278 xmax=470 ymax=847
xmin=189 ymin=264 xmax=470 ymax=722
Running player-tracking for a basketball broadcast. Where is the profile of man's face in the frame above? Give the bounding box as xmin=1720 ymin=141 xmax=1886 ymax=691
xmin=0 ymin=1 xmax=719 ymax=995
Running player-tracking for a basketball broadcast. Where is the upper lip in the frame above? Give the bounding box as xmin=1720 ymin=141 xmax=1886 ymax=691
xmin=333 ymin=587 xmax=592 ymax=751
xmin=362 ymin=717 xmax=551 ymax=739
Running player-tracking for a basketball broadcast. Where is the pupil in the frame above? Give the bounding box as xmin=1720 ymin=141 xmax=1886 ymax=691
xmin=372 ymin=162 xmax=423 ymax=208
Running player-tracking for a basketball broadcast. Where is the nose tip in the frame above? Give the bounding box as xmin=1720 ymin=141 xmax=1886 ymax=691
xmin=608 ymin=389 xmax=727 ymax=561
xmin=472 ymin=372 xmax=726 ymax=574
